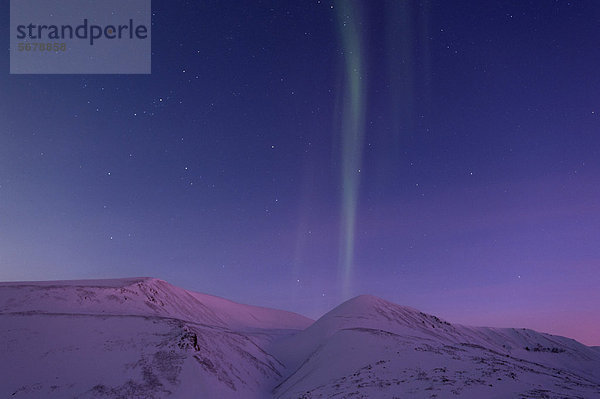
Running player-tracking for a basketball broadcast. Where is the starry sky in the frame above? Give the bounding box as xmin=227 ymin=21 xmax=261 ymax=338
xmin=1 ymin=1 xmax=599 ymax=345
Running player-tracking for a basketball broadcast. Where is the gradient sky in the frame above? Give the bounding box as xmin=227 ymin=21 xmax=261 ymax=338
xmin=1 ymin=1 xmax=599 ymax=345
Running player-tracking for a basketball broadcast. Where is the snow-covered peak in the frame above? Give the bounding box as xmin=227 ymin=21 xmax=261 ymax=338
xmin=0 ymin=277 xmax=312 ymax=332
xmin=307 ymin=293 xmax=459 ymax=340
xmin=2 ymin=278 xmax=599 ymax=399
xmin=270 ymin=294 xmax=462 ymax=373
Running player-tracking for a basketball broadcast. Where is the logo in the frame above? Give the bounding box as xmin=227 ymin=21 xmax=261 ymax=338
xmin=15 ymin=19 xmax=149 ymax=46
xmin=10 ymin=0 xmax=151 ymax=74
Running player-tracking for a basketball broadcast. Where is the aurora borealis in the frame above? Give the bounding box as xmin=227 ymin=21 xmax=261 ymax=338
xmin=1 ymin=1 xmax=599 ymax=345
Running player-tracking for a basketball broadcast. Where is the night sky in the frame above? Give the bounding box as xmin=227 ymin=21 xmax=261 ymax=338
xmin=1 ymin=1 xmax=599 ymax=345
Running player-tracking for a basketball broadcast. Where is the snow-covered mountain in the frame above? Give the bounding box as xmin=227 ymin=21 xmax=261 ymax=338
xmin=0 ymin=278 xmax=311 ymax=398
xmin=271 ymin=294 xmax=600 ymax=398
xmin=1 ymin=278 xmax=599 ymax=398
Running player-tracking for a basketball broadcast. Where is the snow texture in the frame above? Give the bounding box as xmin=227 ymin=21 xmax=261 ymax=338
xmin=1 ymin=279 xmax=599 ymax=398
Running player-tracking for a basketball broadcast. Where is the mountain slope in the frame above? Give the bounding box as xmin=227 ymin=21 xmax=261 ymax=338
xmin=0 ymin=277 xmax=312 ymax=331
xmin=1 ymin=279 xmax=599 ymax=399
xmin=272 ymin=295 xmax=600 ymax=399
xmin=0 ymin=278 xmax=312 ymax=399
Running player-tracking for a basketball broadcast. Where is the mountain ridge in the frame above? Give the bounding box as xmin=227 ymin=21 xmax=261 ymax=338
xmin=1 ymin=277 xmax=599 ymax=398
xmin=0 ymin=277 xmax=313 ymax=332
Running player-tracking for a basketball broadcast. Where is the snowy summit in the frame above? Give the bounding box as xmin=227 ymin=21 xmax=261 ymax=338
xmin=1 ymin=278 xmax=599 ymax=398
